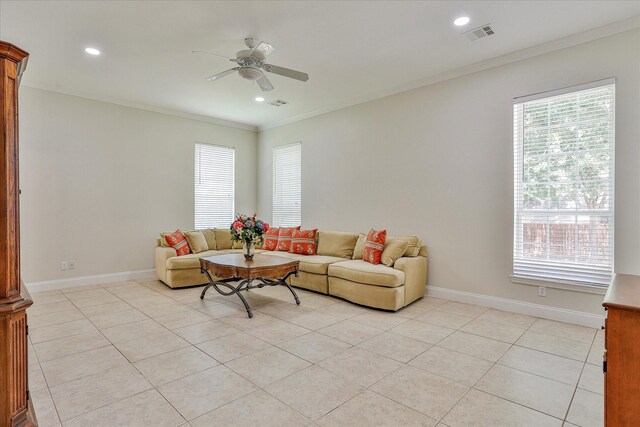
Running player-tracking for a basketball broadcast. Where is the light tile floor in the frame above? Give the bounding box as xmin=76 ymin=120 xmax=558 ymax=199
xmin=27 ymin=280 xmax=604 ymax=426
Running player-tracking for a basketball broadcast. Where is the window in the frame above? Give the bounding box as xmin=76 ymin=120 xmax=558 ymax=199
xmin=272 ymin=142 xmax=301 ymax=227
xmin=513 ymin=79 xmax=615 ymax=286
xmin=194 ymin=143 xmax=235 ymax=229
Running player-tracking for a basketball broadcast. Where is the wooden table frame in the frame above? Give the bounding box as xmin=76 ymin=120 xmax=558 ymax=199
xmin=199 ymin=254 xmax=300 ymax=318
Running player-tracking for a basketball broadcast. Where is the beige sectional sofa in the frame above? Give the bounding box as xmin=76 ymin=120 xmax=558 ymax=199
xmin=155 ymin=229 xmax=428 ymax=311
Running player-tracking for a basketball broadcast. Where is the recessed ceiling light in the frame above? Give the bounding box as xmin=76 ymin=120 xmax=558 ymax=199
xmin=255 ymin=96 xmax=265 ymax=102
xmin=454 ymin=16 xmax=470 ymax=26
xmin=84 ymin=47 xmax=101 ymax=56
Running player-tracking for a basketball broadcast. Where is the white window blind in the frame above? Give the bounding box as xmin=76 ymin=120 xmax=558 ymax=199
xmin=194 ymin=143 xmax=235 ymax=229
xmin=273 ymin=142 xmax=301 ymax=227
xmin=513 ymin=80 xmax=615 ymax=286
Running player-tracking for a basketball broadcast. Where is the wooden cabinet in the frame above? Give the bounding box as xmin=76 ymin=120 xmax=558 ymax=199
xmin=603 ymin=274 xmax=640 ymax=426
xmin=0 ymin=41 xmax=34 ymax=426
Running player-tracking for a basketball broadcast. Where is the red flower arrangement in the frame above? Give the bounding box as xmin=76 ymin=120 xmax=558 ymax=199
xmin=230 ymin=214 xmax=269 ymax=259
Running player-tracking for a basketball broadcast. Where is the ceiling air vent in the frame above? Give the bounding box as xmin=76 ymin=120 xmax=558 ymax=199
xmin=270 ymin=99 xmax=289 ymax=107
xmin=463 ymin=24 xmax=495 ymax=41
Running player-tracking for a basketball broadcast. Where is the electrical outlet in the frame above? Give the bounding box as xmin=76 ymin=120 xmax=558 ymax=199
xmin=68 ymin=261 xmax=75 ymax=270
xmin=61 ymin=261 xmax=68 ymax=271
xmin=538 ymin=286 xmax=547 ymax=297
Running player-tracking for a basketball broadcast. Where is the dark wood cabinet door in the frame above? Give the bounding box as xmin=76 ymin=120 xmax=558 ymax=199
xmin=0 ymin=40 xmax=34 ymax=427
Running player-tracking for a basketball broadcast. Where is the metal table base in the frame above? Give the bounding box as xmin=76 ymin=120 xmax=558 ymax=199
xmin=199 ymin=269 xmax=300 ymax=318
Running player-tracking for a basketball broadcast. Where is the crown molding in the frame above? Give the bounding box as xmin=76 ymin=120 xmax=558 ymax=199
xmin=21 ymin=83 xmax=258 ymax=132
xmin=258 ymin=16 xmax=640 ymax=132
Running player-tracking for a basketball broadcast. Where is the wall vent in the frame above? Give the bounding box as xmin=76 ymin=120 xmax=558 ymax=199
xmin=270 ymin=99 xmax=289 ymax=107
xmin=463 ymin=24 xmax=495 ymax=41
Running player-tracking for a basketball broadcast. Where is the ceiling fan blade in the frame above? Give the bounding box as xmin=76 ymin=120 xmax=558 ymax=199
xmin=192 ymin=50 xmax=237 ymax=62
xmin=249 ymin=41 xmax=274 ymax=58
xmin=205 ymin=67 xmax=239 ymax=81
xmin=256 ymin=74 xmax=274 ymax=92
xmin=263 ymin=64 xmax=309 ymax=82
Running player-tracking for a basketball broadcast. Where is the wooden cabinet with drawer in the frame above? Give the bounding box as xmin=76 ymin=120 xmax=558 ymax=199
xmin=602 ymin=274 xmax=640 ymax=426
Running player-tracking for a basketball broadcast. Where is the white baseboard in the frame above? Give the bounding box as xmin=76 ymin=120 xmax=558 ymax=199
xmin=26 ymin=269 xmax=156 ymax=293
xmin=427 ymin=286 xmax=605 ymax=329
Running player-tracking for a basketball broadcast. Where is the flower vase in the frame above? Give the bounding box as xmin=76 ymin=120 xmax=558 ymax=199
xmin=243 ymin=242 xmax=255 ymax=260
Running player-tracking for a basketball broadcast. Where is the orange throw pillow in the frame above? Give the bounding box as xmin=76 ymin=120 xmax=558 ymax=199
xmin=263 ymin=228 xmax=280 ymax=251
xmin=276 ymin=226 xmax=301 ymax=252
xmin=164 ymin=229 xmax=191 ymax=256
xmin=363 ymin=228 xmax=386 ymax=264
xmin=289 ymin=229 xmax=318 ymax=255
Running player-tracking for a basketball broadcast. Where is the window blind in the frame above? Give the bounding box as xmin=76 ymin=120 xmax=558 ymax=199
xmin=513 ymin=80 xmax=615 ymax=286
xmin=273 ymin=142 xmax=301 ymax=227
xmin=194 ymin=143 xmax=235 ymax=229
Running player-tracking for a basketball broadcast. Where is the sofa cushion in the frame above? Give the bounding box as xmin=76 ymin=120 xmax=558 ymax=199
xmin=211 ymin=249 xmax=266 ymax=256
xmin=263 ymin=227 xmax=280 ymax=251
xmin=160 ymin=229 xmax=194 ymax=248
xmin=166 ymin=250 xmax=219 ymax=269
xmin=363 ymin=229 xmax=386 ymax=265
xmin=214 ymin=228 xmax=233 ymax=249
xmin=391 ymin=235 xmax=421 ymax=257
xmin=185 ymin=231 xmax=209 ymax=253
xmin=381 ymin=238 xmax=409 ymax=267
xmin=159 ymin=232 xmax=170 ymax=247
xmin=276 ymin=226 xmax=300 ymax=252
xmin=202 ymin=229 xmax=217 ymax=250
xmin=352 ymin=233 xmax=366 ymax=260
xmin=261 ymin=251 xmax=299 ymax=260
xmin=328 ymin=260 xmax=404 ymax=288
xmin=317 ymin=231 xmax=359 ymax=259
xmin=293 ymin=255 xmax=344 ymax=275
xmin=289 ymin=229 xmax=318 ymax=255
xmin=164 ymin=230 xmax=191 ymax=256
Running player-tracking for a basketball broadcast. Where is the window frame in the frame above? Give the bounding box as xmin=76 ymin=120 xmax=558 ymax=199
xmin=511 ymin=78 xmax=616 ymax=290
xmin=194 ymin=142 xmax=235 ymax=229
xmin=272 ymin=142 xmax=302 ymax=228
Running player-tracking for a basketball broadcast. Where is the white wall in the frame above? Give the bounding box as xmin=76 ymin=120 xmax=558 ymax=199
xmin=19 ymin=87 xmax=258 ymax=283
xmin=258 ymin=29 xmax=640 ymax=315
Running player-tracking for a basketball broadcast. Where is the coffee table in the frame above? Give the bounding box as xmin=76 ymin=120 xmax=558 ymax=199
xmin=199 ymin=253 xmax=300 ymax=318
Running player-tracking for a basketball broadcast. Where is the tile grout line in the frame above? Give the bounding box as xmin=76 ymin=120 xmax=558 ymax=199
xmin=115 ymin=281 xmax=218 ymax=425
xmin=35 ymin=284 xmax=121 ymax=425
xmin=46 ymin=282 xmax=150 ymax=423
xmin=30 ymin=282 xmax=599 ymax=426
xmin=27 ymin=338 xmax=64 ymax=426
xmin=355 ymin=308 xmax=496 ymax=423
xmin=435 ymin=310 xmax=541 ymax=424
xmin=453 ymin=315 xmax=597 ymax=424
xmin=562 ymin=329 xmax=600 ymax=423
xmin=53 ymin=279 xmax=225 ymax=423
xmin=31 ymin=281 xmax=244 ymax=423
xmin=42 ymin=280 xmax=186 ymax=423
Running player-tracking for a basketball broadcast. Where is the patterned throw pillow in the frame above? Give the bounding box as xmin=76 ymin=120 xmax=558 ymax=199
xmin=164 ymin=230 xmax=191 ymax=256
xmin=263 ymin=227 xmax=280 ymax=251
xmin=276 ymin=226 xmax=301 ymax=252
xmin=363 ymin=228 xmax=386 ymax=264
xmin=289 ymin=229 xmax=318 ymax=255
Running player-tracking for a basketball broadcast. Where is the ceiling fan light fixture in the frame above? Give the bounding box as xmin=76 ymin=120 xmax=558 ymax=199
xmin=255 ymin=96 xmax=265 ymax=102
xmin=238 ymin=67 xmax=263 ymax=81
xmin=84 ymin=47 xmax=101 ymax=56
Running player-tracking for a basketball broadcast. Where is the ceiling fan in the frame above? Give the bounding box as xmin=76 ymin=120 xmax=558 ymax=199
xmin=193 ymin=38 xmax=309 ymax=92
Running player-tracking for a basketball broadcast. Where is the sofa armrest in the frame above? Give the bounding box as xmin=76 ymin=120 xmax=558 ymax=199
xmin=394 ymin=256 xmax=427 ymax=305
xmin=155 ymin=246 xmax=177 ymax=282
